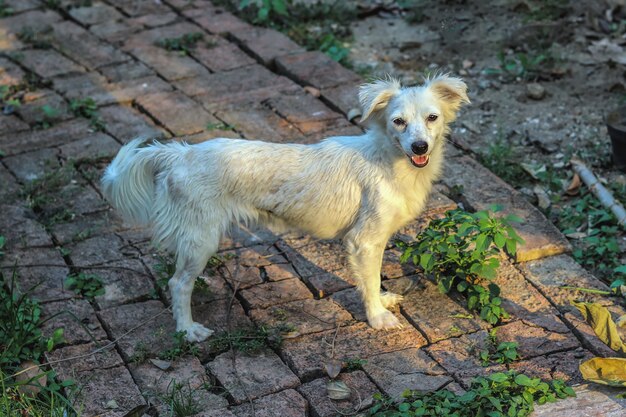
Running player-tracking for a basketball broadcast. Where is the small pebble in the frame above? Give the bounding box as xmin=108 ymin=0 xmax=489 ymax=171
xmin=526 ymin=83 xmax=546 ymax=100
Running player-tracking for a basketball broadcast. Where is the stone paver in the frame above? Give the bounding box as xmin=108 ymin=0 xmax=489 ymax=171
xmin=136 ymin=91 xmax=219 ymax=136
xmin=41 ymin=298 xmax=108 ymax=345
xmin=276 ymin=51 xmax=362 ymax=89
xmin=239 ymin=278 xmax=313 ymax=310
xmin=533 ymin=384 xmax=626 ymax=417
xmin=0 ymin=2 xmax=621 ymax=416
xmin=282 ymin=320 xmax=427 ymax=380
xmin=131 ymin=356 xmax=228 ymax=413
xmin=230 ymin=389 xmax=307 ymax=417
xmin=230 ymin=26 xmax=304 ymax=66
xmin=207 ymin=350 xmax=300 ymax=403
xmin=97 ymin=300 xmax=176 ymax=361
xmin=250 ymin=297 xmax=355 ymax=335
xmin=362 ymin=348 xmax=453 ymax=399
xmin=47 ymin=343 xmax=145 ymax=416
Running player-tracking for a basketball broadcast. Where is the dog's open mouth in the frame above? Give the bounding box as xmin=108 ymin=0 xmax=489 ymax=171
xmin=410 ymin=154 xmax=429 ymax=168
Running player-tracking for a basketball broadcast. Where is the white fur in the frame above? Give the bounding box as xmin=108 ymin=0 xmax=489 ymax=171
xmin=101 ymin=75 xmax=469 ymax=342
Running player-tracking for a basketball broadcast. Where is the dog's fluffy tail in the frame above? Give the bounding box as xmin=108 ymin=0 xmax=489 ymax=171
xmin=101 ymin=136 xmax=158 ymax=225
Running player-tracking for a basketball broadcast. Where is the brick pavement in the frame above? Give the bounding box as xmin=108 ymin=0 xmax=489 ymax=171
xmin=1 ymin=1 xmax=625 ymax=416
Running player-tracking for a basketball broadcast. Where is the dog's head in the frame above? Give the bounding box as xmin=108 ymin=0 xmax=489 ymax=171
xmin=359 ymin=74 xmax=470 ymax=168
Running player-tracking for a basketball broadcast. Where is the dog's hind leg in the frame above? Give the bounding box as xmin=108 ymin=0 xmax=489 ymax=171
xmin=169 ymin=238 xmax=218 ymax=343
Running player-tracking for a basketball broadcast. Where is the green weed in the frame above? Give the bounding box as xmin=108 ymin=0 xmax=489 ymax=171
xmin=207 ymin=326 xmax=284 ymax=354
xmin=159 ymin=331 xmax=200 ymax=361
xmin=239 ymin=0 xmax=288 ymax=24
xmin=398 ymin=207 xmax=524 ymax=324
xmin=496 ymin=49 xmax=552 ymax=81
xmin=477 ymin=131 xmax=527 ymax=185
xmin=130 ymin=342 xmax=150 ymax=364
xmin=17 ymin=26 xmax=54 ymax=49
xmin=22 ymin=163 xmax=78 ymax=227
xmin=0 ymin=0 xmax=13 ymax=17
xmin=64 ymin=273 xmax=104 ymax=300
xmin=156 ymin=32 xmax=205 ymax=55
xmin=206 ymin=122 xmax=236 ymax=131
xmin=369 ymin=371 xmax=575 ymax=417
xmin=0 ymin=271 xmax=65 ymax=369
xmin=0 ymin=369 xmax=76 ymax=417
xmin=397 ymin=0 xmax=426 ymax=24
xmin=479 ymin=328 xmax=520 ymax=366
xmin=556 ymin=190 xmax=623 ymax=280
xmin=228 ymin=0 xmax=356 ymax=65
xmin=522 ymin=0 xmax=569 ymax=22
xmin=161 ymin=380 xmax=201 ymax=417
xmin=345 ymin=358 xmax=367 ymax=371
xmin=34 ymin=105 xmax=61 ymax=130
xmin=69 ymin=97 xmax=105 ymax=131
xmin=0 ymin=245 xmax=76 ymax=416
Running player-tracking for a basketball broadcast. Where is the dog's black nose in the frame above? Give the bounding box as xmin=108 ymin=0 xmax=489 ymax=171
xmin=411 ymin=141 xmax=428 ymax=155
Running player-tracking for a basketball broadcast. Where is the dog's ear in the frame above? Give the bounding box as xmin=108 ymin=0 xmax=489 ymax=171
xmin=427 ymin=75 xmax=470 ymax=122
xmin=359 ymin=78 xmax=401 ymax=122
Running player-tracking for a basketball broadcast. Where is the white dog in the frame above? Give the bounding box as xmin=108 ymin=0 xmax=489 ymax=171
xmin=101 ymin=75 xmax=469 ymax=342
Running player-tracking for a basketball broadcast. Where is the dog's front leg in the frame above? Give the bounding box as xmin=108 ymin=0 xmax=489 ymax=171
xmin=345 ymin=234 xmax=403 ymax=330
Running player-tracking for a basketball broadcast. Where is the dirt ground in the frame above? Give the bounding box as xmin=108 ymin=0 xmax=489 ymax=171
xmin=345 ymin=0 xmax=626 ymax=279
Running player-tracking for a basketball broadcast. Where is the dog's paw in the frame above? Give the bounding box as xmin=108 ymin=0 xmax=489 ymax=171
xmin=380 ymin=291 xmax=403 ymax=308
xmin=367 ymin=308 xmax=403 ymax=330
xmin=182 ymin=322 xmax=214 ymax=342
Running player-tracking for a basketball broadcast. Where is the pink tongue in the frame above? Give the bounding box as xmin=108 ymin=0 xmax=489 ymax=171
xmin=412 ymin=155 xmax=429 ymax=165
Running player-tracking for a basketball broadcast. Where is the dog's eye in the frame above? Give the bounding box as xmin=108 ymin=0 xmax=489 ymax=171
xmin=427 ymin=114 xmax=438 ymax=122
xmin=393 ymin=118 xmax=406 ymax=127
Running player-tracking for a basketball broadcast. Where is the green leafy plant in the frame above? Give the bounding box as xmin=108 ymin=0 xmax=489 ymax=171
xmin=497 ymin=50 xmax=549 ymax=80
xmin=397 ymin=0 xmax=426 ymax=23
xmin=522 ymin=0 xmax=569 ymax=22
xmin=16 ymin=26 xmax=53 ymax=49
xmin=477 ymin=130 xmax=527 ymax=185
xmin=0 ymin=0 xmax=14 ymax=17
xmin=130 ymin=342 xmax=150 ymax=364
xmin=239 ymin=0 xmax=287 ymax=23
xmin=369 ymin=371 xmax=575 ymax=417
xmin=345 ymin=358 xmax=367 ymax=371
xmin=156 ymin=32 xmax=204 ymax=55
xmin=64 ymin=272 xmax=104 ymax=300
xmin=22 ymin=163 xmax=83 ymax=228
xmin=34 ymin=105 xmax=61 ymax=130
xmin=556 ymin=191 xmax=622 ymax=281
xmin=159 ymin=331 xmax=200 ymax=361
xmin=0 ymin=271 xmax=65 ymax=368
xmin=398 ymin=207 xmax=524 ymax=324
xmin=479 ymin=328 xmax=520 ymax=366
xmin=0 ymin=248 xmax=76 ymax=416
xmin=69 ymin=97 xmax=105 ymax=131
xmin=225 ymin=0 xmax=356 ymax=65
xmin=1 ymin=369 xmax=76 ymax=417
xmin=206 ymin=122 xmax=236 ymax=131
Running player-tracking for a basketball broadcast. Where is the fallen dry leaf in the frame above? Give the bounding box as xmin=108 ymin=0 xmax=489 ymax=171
xmin=572 ymin=301 xmax=626 ymax=355
xmin=304 ymin=86 xmax=321 ymax=97
xmin=323 ymin=359 xmax=342 ymax=379
xmin=565 ymin=173 xmax=582 ymax=196
xmin=326 ymin=380 xmax=351 ymax=400
xmin=579 ymin=357 xmax=626 ymax=387
xmin=15 ymin=361 xmax=47 ymax=397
